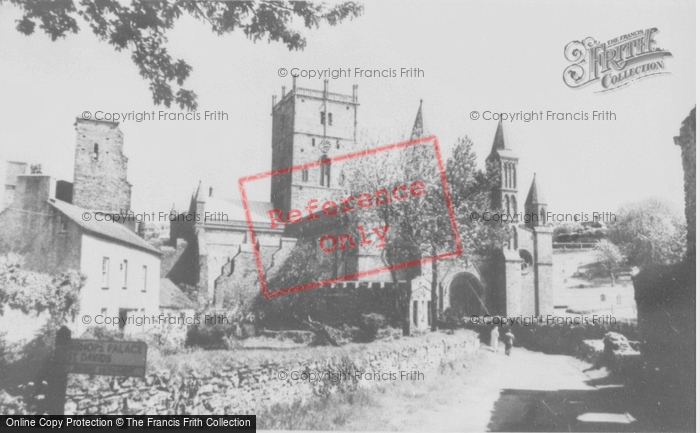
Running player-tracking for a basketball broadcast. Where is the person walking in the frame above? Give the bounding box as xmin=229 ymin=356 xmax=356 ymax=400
xmin=490 ymin=325 xmax=500 ymax=352
xmin=504 ymin=329 xmax=515 ymax=356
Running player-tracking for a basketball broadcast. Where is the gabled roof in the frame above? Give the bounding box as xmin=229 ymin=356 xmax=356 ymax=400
xmin=525 ymin=174 xmax=546 ymax=205
xmin=160 ymin=278 xmax=195 ymax=309
xmin=49 ymin=199 xmax=160 ymax=256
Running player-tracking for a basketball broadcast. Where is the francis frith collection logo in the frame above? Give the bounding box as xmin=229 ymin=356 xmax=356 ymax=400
xmin=563 ymin=28 xmax=672 ymax=92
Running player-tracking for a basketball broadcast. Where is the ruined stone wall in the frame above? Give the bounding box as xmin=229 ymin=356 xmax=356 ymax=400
xmin=59 ymin=331 xmax=480 ymax=415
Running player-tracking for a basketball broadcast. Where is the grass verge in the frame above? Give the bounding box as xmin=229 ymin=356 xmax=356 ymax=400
xmin=257 ymin=348 xmax=485 ymax=430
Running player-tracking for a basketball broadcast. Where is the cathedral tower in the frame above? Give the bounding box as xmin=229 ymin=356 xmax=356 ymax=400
xmin=486 ymin=120 xmax=519 ymax=250
xmin=270 ymin=78 xmax=359 ymax=212
xmin=485 ymin=121 xmax=522 ymax=315
xmin=73 ymin=118 xmax=132 ymax=212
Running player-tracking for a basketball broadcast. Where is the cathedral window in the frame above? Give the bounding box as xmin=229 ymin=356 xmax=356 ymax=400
xmin=520 ymin=249 xmax=533 ymax=274
xmin=513 ymin=166 xmax=517 ymax=188
xmin=320 ymin=155 xmax=331 ymax=187
xmin=320 ymin=111 xmax=326 ymax=125
xmin=504 ymin=195 xmax=510 ymax=214
xmin=92 ymin=143 xmax=99 ymax=161
xmin=511 ymin=195 xmax=517 ymax=215
xmin=312 ymin=138 xmax=316 ymax=147
xmin=328 ymin=113 xmax=333 ymax=125
xmin=510 ymin=164 xmax=514 ymax=188
xmin=302 ymin=168 xmax=309 ymax=182
xmin=507 ymin=163 xmax=512 ymax=188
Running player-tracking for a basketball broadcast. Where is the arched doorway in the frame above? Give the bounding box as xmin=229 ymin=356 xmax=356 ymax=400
xmin=448 ymin=272 xmax=486 ymax=316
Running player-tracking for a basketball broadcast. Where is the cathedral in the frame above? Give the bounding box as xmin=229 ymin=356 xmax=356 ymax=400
xmin=167 ymin=80 xmax=553 ymax=330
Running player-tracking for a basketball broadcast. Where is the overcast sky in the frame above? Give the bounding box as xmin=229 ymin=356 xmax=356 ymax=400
xmin=0 ymin=0 xmax=694 ymax=219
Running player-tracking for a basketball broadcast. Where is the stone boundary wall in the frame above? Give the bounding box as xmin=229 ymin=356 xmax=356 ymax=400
xmin=62 ymin=331 xmax=480 ymax=415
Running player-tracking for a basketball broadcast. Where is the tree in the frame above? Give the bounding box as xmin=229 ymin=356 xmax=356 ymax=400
xmin=342 ymin=134 xmax=507 ymax=334
xmin=608 ymin=198 xmax=686 ymax=268
xmin=340 ymin=135 xmax=455 ymax=335
xmin=553 ymin=221 xmax=584 ymax=238
xmin=446 ymin=136 xmax=509 ymax=258
xmin=4 ymin=0 xmax=364 ymax=110
xmin=443 ymin=136 xmax=509 ymax=321
xmin=595 ymin=240 xmax=623 ymax=286
xmin=0 ymin=254 xmax=83 ymax=326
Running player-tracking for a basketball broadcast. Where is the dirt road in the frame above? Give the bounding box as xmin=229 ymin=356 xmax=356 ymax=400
xmin=356 ymin=345 xmax=643 ymax=432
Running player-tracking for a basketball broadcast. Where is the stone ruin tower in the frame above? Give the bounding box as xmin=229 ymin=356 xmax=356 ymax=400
xmin=72 ymin=118 xmax=132 ymax=213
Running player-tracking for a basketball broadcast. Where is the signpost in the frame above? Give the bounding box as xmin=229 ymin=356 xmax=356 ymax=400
xmin=46 ymin=326 xmax=148 ymax=414
xmin=67 ymin=339 xmax=147 ymax=378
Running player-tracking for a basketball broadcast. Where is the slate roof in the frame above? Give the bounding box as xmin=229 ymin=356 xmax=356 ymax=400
xmin=525 ymin=174 xmax=546 ymax=205
xmin=49 ymin=199 xmax=160 ymax=255
xmin=491 ymin=120 xmax=511 ymax=152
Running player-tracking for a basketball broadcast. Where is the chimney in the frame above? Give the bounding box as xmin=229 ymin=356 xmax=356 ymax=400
xmin=14 ymin=175 xmax=56 ymax=214
xmin=55 ymin=180 xmax=73 ymax=203
xmin=2 ymin=161 xmax=28 ymax=211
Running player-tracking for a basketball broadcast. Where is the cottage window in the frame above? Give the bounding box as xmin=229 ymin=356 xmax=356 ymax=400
xmin=142 ymin=265 xmax=147 ymax=292
xmin=101 ymin=257 xmax=110 ymax=289
xmin=121 ymin=260 xmax=128 ymax=289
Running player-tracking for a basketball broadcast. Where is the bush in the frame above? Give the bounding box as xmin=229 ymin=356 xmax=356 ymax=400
xmin=79 ymin=326 xmax=125 ymax=341
xmin=186 ymin=323 xmax=225 ymax=349
xmin=356 ymin=313 xmax=386 ymax=342
xmin=185 ymin=320 xmax=243 ymax=350
xmin=0 ymin=254 xmax=83 ymax=326
xmin=436 ymin=307 xmax=468 ymax=330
